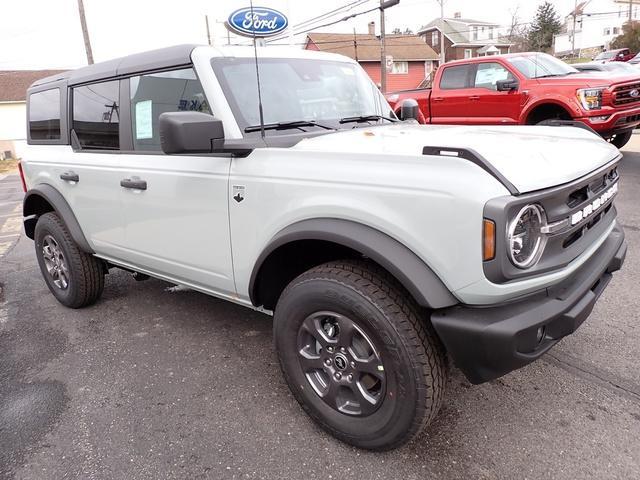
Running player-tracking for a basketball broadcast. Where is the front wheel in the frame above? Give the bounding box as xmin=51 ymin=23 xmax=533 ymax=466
xmin=274 ymin=260 xmax=446 ymax=450
xmin=609 ymin=130 xmax=633 ymax=149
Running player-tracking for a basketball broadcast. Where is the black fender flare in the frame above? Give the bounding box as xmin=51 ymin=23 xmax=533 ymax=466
xmin=249 ymin=218 xmax=458 ymax=309
xmin=23 ymin=184 xmax=94 ymax=253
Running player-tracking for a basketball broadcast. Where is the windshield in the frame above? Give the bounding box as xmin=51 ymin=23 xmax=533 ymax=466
xmin=211 ymin=57 xmax=392 ymax=134
xmin=506 ymin=53 xmax=578 ymax=78
xmin=595 ymin=51 xmax=617 ymax=60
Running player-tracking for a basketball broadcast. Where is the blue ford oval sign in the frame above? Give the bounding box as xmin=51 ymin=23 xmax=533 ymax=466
xmin=227 ymin=7 xmax=288 ymax=37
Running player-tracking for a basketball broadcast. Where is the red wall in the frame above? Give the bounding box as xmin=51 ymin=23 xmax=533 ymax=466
xmin=361 ymin=61 xmax=426 ymax=91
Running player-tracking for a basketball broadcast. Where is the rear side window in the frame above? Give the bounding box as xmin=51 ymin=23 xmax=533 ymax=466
xmin=439 ymin=65 xmax=471 ymax=90
xmin=129 ymin=68 xmax=210 ymax=151
xmin=29 ymin=89 xmax=61 ymax=140
xmin=72 ymin=80 xmax=120 ymax=150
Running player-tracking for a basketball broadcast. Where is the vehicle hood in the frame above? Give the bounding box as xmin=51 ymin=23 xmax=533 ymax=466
xmin=292 ymin=123 xmax=620 ymax=194
xmin=536 ymin=72 xmax=640 ymax=88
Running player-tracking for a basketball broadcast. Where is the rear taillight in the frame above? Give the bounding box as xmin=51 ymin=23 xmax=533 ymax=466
xmin=17 ymin=161 xmax=27 ymax=192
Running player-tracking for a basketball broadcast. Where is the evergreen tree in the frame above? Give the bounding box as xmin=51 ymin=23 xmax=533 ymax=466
xmin=527 ymin=1 xmax=562 ymax=52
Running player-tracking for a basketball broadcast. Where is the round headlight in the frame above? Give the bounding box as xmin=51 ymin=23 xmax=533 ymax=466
xmin=507 ymin=204 xmax=547 ymax=269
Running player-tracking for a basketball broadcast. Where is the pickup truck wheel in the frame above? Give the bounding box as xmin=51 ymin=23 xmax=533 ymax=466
xmin=34 ymin=212 xmax=104 ymax=308
xmin=274 ymin=260 xmax=446 ymax=450
xmin=609 ymin=131 xmax=633 ymax=149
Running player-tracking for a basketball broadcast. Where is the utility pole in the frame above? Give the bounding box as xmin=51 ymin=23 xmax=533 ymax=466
xmin=76 ymin=0 xmax=94 ymax=65
xmin=437 ymin=0 xmax=445 ymax=67
xmin=205 ymin=15 xmax=212 ymax=45
xmin=630 ymin=0 xmax=633 ymax=22
xmin=353 ymin=28 xmax=359 ymax=62
xmin=379 ymin=0 xmax=399 ymax=94
xmin=571 ymin=0 xmax=577 ymax=56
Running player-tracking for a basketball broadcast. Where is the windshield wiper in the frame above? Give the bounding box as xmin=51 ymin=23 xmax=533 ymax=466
xmin=535 ymin=73 xmax=565 ymax=78
xmin=339 ymin=114 xmax=397 ymax=124
xmin=244 ymin=120 xmax=335 ymax=133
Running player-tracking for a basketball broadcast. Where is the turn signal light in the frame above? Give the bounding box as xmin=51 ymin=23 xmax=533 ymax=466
xmin=483 ymin=219 xmax=496 ymax=261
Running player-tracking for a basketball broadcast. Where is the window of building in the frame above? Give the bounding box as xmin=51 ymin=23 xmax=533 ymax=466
xmin=129 ymin=68 xmax=210 ymax=151
xmin=440 ymin=64 xmax=471 ymax=89
xmin=489 ymin=27 xmax=494 ymax=40
xmin=613 ymin=27 xmax=619 ymax=35
xmin=29 ymin=89 xmax=61 ymax=141
xmin=464 ymin=48 xmax=473 ymax=59
xmin=391 ymin=61 xmax=409 ymax=74
xmin=473 ymin=26 xmax=478 ymax=40
xmin=474 ymin=62 xmax=514 ymax=90
xmin=432 ymin=31 xmax=439 ymax=46
xmin=604 ymin=27 xmax=611 ymax=35
xmin=72 ymin=80 xmax=120 ymax=150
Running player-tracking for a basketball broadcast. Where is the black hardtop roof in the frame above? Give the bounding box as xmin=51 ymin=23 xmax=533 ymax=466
xmin=30 ymin=44 xmax=200 ymax=89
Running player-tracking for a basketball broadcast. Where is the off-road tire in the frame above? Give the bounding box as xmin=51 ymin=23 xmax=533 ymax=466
xmin=34 ymin=212 xmax=104 ymax=308
xmin=273 ymin=260 xmax=446 ymax=450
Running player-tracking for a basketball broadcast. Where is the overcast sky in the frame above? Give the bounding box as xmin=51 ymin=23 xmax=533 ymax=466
xmin=1 ymin=0 xmax=585 ymax=69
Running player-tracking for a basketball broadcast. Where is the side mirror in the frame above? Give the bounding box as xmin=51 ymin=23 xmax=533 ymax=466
xmin=159 ymin=111 xmax=224 ymax=154
xmin=496 ymin=79 xmax=519 ymax=92
xmin=399 ymin=98 xmax=420 ymax=121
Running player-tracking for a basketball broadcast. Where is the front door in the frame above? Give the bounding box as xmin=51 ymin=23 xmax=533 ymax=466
xmin=116 ymin=68 xmax=235 ymax=296
xmin=467 ymin=62 xmax=522 ymax=124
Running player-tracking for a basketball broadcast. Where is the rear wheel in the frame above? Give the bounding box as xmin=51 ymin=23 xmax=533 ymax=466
xmin=609 ymin=130 xmax=633 ymax=149
xmin=34 ymin=212 xmax=104 ymax=308
xmin=274 ymin=260 xmax=446 ymax=450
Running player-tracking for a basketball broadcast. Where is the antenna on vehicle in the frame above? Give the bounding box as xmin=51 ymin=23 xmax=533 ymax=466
xmin=250 ymin=0 xmax=266 ymax=139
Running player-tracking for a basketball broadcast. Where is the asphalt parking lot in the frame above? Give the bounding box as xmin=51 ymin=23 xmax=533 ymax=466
xmin=0 ymin=138 xmax=639 ymax=480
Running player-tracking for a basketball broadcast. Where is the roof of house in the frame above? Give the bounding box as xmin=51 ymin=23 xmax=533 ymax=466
xmin=0 ymin=70 xmax=67 ymax=102
xmin=418 ymin=18 xmax=512 ymax=46
xmin=306 ymin=33 xmax=438 ymax=61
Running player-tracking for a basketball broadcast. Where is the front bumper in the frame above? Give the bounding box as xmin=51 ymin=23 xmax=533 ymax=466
xmin=431 ymin=224 xmax=626 ymax=384
xmin=578 ymin=104 xmax=640 ymax=137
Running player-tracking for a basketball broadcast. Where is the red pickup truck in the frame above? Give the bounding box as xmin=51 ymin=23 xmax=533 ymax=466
xmin=386 ymin=52 xmax=640 ymax=148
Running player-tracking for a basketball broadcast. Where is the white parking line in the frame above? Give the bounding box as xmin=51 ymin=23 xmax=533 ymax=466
xmin=0 ymin=216 xmax=22 ymax=234
xmin=0 ymin=233 xmax=19 ymax=239
xmin=0 ymin=241 xmax=12 ymax=257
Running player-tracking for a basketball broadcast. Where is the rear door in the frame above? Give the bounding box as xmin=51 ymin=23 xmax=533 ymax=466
xmin=466 ymin=61 xmax=522 ymax=124
xmin=115 ymin=68 xmax=235 ymax=296
xmin=430 ymin=63 xmax=477 ymax=124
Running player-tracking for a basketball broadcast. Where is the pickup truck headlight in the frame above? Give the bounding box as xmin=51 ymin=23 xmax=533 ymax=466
xmin=577 ymin=88 xmax=604 ymax=110
xmin=507 ymin=204 xmax=547 ymax=269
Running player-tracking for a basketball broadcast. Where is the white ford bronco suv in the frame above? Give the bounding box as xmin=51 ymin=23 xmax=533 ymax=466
xmin=21 ymin=45 xmax=626 ymax=450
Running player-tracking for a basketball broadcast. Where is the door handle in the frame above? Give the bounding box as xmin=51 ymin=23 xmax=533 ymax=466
xmin=120 ymin=177 xmax=147 ymax=190
xmin=60 ymin=171 xmax=79 ymax=182
xmin=432 ymin=97 xmax=444 ymax=102
xmin=469 ymin=95 xmax=480 ymax=100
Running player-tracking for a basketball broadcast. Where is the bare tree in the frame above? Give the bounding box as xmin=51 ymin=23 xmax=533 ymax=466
xmin=507 ymin=6 xmax=529 ymax=53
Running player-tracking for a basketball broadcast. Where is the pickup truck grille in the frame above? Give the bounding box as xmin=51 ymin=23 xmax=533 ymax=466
xmin=612 ymin=82 xmax=640 ymax=106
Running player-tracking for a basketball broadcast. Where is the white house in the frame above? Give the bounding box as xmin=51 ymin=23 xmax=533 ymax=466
xmin=0 ymin=70 xmax=65 ymax=159
xmin=554 ymin=0 xmax=640 ymax=56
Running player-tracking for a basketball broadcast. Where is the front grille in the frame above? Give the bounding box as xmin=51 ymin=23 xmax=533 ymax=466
xmin=612 ymin=82 xmax=640 ymax=106
xmin=559 ymin=164 xmax=618 ymax=249
xmin=616 ymin=113 xmax=640 ymax=125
